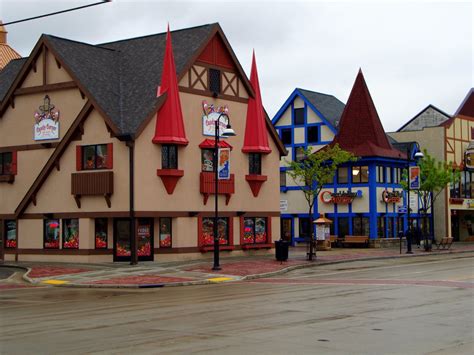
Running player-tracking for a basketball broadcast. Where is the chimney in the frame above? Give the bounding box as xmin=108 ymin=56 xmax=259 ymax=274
xmin=0 ymin=21 xmax=7 ymax=44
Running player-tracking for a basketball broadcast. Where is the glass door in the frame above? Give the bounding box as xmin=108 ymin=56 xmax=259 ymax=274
xmin=281 ymin=218 xmax=292 ymax=242
xmin=137 ymin=218 xmax=153 ymax=261
xmin=114 ymin=218 xmax=131 ymax=262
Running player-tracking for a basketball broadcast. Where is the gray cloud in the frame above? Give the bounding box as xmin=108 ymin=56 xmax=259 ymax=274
xmin=1 ymin=0 xmax=472 ymax=131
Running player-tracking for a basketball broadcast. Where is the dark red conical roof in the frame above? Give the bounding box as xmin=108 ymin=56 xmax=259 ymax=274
xmin=152 ymin=26 xmax=188 ymax=145
xmin=331 ymin=70 xmax=405 ymax=159
xmin=242 ymin=51 xmax=271 ymax=154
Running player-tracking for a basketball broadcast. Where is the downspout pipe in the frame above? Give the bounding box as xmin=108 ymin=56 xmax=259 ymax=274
xmin=123 ymin=136 xmax=137 ymax=265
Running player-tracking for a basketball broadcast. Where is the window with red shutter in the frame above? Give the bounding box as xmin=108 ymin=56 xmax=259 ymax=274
xmin=76 ymin=144 xmax=113 ymax=170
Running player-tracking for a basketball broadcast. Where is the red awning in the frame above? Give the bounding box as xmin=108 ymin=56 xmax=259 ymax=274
xmin=152 ymin=25 xmax=188 ymax=146
xmin=199 ymin=139 xmax=233 ymax=150
xmin=241 ymin=51 xmax=271 ymax=154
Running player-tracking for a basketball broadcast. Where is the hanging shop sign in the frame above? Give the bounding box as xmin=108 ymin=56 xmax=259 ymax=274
xmin=33 ymin=95 xmax=60 ymax=141
xmin=464 ymin=142 xmax=474 ymax=170
xmin=202 ymin=100 xmax=230 ymax=137
xmin=382 ymin=190 xmax=403 ymax=203
xmin=320 ymin=190 xmax=362 ymax=204
xmin=218 ymin=148 xmax=230 ymax=180
xmin=409 ymin=166 xmax=421 ymax=190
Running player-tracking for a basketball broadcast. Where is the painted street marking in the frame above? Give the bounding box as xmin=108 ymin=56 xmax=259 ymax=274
xmin=207 ymin=277 xmax=234 ymax=283
xmin=41 ymin=279 xmax=70 ymax=285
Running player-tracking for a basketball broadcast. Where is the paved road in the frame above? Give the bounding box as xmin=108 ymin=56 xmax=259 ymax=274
xmin=0 ymin=255 xmax=472 ymax=354
xmin=0 ymin=267 xmax=15 ymax=280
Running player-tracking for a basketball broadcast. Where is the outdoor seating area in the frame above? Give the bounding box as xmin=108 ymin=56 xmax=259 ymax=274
xmin=435 ymin=237 xmax=454 ymax=250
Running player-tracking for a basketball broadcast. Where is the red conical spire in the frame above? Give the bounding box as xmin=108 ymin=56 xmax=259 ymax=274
xmin=331 ymin=70 xmax=404 ymax=159
xmin=152 ymin=25 xmax=188 ymax=145
xmin=242 ymin=51 xmax=271 ymax=154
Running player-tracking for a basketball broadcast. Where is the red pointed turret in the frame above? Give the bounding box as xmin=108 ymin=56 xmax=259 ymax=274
xmin=152 ymin=25 xmax=188 ymax=145
xmin=242 ymin=51 xmax=271 ymax=154
xmin=331 ymin=70 xmax=405 ymax=159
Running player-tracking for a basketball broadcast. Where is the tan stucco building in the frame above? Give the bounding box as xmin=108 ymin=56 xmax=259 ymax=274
xmin=0 ymin=23 xmax=285 ymax=263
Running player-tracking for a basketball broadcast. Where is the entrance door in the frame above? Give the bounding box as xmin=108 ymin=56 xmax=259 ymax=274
xmin=113 ymin=218 xmax=154 ymax=262
xmin=451 ymin=215 xmax=460 ymax=241
xmin=281 ymin=218 xmax=292 ymax=242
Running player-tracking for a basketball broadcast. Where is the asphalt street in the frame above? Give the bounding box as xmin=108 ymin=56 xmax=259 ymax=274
xmin=0 ymin=267 xmax=14 ymax=280
xmin=0 ymin=254 xmax=472 ymax=354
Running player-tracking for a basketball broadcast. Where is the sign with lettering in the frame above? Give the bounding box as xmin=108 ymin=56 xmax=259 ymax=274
xmin=202 ymin=100 xmax=229 ymax=137
xmin=382 ymin=190 xmax=403 ymax=203
xmin=218 ymin=148 xmax=230 ymax=180
xmin=280 ymin=200 xmax=288 ymax=212
xmin=320 ymin=190 xmax=362 ymax=204
xmin=34 ymin=95 xmax=60 ymax=141
xmin=409 ymin=166 xmax=421 ymax=190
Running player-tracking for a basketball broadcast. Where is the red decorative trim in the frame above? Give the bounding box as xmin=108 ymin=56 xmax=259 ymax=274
xmin=449 ymin=198 xmax=464 ymax=205
xmin=200 ymin=245 xmax=235 ymax=252
xmin=106 ymin=143 xmax=113 ymax=169
xmin=200 ymin=172 xmax=235 ymax=205
xmin=241 ymin=243 xmax=272 ymax=250
xmin=245 ymin=174 xmax=267 ymax=197
xmin=156 ymin=169 xmax=184 ymax=194
xmin=76 ymin=146 xmax=82 ymax=171
xmin=198 ymin=139 xmax=233 ymax=150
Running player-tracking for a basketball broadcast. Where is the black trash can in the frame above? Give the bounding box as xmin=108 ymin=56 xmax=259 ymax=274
xmin=275 ymin=240 xmax=289 ymax=261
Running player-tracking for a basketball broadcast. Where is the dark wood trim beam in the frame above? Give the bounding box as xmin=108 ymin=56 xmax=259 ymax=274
xmin=43 ymin=47 xmax=47 ymax=86
xmin=178 ymin=86 xmax=248 ymax=104
xmin=0 ymin=142 xmax=59 ymax=153
xmin=15 ymin=81 xmax=78 ymax=96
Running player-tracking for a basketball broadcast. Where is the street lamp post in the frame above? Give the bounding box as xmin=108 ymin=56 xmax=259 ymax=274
xmin=406 ymin=142 xmax=423 ymax=254
xmin=212 ymin=113 xmax=235 ymax=271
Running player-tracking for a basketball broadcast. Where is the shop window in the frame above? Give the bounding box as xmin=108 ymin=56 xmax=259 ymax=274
xmin=337 ymin=217 xmax=349 ymax=238
xmin=280 ymin=129 xmax=292 ymax=145
xmin=299 ymin=217 xmax=311 ymax=239
xmin=243 ymin=217 xmax=268 ymax=244
xmin=386 ymin=167 xmax=393 ymax=184
xmin=137 ymin=219 xmax=153 ymax=257
xmin=95 ymin=218 xmax=108 ymax=249
xmin=44 ymin=219 xmax=60 ymax=249
xmin=460 ymin=170 xmax=473 ymax=198
xmin=352 ymin=216 xmax=370 ymax=236
xmin=0 ymin=152 xmax=17 ymax=175
xmin=294 ymin=146 xmax=305 ymax=162
xmin=162 ymin=144 xmax=178 ymax=169
xmin=450 ymin=173 xmax=461 ymax=198
xmin=376 ymin=166 xmax=384 ymax=183
xmin=294 ymin=108 xmax=305 ymax=125
xmin=209 ymin=68 xmax=221 ymax=94
xmin=159 ymin=217 xmax=172 ymax=248
xmin=80 ymin=144 xmax=111 ymax=170
xmin=63 ymin=219 xmax=79 ymax=249
xmin=307 ymin=126 xmax=319 ymax=143
xmin=387 ymin=218 xmax=394 ymax=238
xmin=280 ymin=171 xmax=286 ymax=186
xmin=201 ymin=217 xmax=229 ymax=246
xmin=394 ymin=168 xmax=401 ymax=184
xmin=338 ymin=167 xmax=349 ymax=184
xmin=249 ymin=153 xmax=262 ymax=175
xmin=352 ymin=166 xmax=369 ymax=183
xmin=4 ymin=220 xmax=17 ymax=248
xmin=395 ymin=217 xmax=403 ymax=236
xmin=201 ymin=148 xmax=214 ymax=172
xmin=377 ymin=217 xmax=385 ymax=238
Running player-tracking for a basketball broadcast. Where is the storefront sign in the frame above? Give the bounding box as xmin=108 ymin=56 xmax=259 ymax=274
xmin=464 ymin=142 xmax=474 ymax=169
xmin=34 ymin=95 xmax=60 ymax=141
xmin=409 ymin=166 xmax=421 ymax=190
xmin=202 ymin=100 xmax=230 ymax=137
xmin=280 ymin=200 xmax=288 ymax=212
xmin=218 ymin=148 xmax=230 ymax=180
xmin=382 ymin=190 xmax=403 ymax=203
xmin=320 ymin=190 xmax=362 ymax=204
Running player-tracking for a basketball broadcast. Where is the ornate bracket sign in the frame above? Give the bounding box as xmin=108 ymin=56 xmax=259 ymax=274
xmin=382 ymin=190 xmax=402 ymax=203
xmin=34 ymin=95 xmax=60 ymax=141
xmin=320 ymin=190 xmax=362 ymax=204
xmin=202 ymin=100 xmax=229 ymax=137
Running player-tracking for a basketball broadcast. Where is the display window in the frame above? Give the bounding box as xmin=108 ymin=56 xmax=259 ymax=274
xmin=377 ymin=217 xmax=385 ymax=238
xmin=201 ymin=217 xmax=229 ymax=246
xmin=44 ymin=219 xmax=60 ymax=249
xmin=5 ymin=220 xmax=17 ymax=248
xmin=95 ymin=218 xmax=108 ymax=249
xmin=352 ymin=216 xmax=370 ymax=236
xmin=63 ymin=219 xmax=79 ymax=249
xmin=137 ymin=219 xmax=152 ymax=257
xmin=82 ymin=144 xmax=109 ymax=170
xmin=337 ymin=217 xmax=349 ymax=238
xmin=159 ymin=218 xmax=172 ymax=248
xmin=299 ymin=217 xmax=311 ymax=238
xmin=115 ymin=219 xmax=131 ymax=257
xmin=243 ymin=217 xmax=267 ymax=244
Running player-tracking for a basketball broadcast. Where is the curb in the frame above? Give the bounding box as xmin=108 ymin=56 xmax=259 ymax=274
xmin=3 ymin=249 xmax=473 ymax=289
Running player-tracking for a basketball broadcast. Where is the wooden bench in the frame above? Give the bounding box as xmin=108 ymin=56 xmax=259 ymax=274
xmin=435 ymin=237 xmax=453 ymax=250
xmin=342 ymin=235 xmax=369 ymax=248
xmin=330 ymin=235 xmax=343 ymax=247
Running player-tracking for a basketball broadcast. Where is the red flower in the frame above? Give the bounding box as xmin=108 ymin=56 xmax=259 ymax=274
xmin=6 ymin=240 xmax=17 ymax=248
xmin=160 ymin=235 xmax=171 ymax=247
xmin=95 ymin=237 xmax=107 ymax=249
xmin=137 ymin=242 xmax=151 ymax=256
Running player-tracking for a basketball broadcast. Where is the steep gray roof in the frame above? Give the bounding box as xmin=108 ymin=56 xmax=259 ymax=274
xmin=0 ymin=57 xmax=26 ymax=103
xmin=0 ymin=24 xmax=215 ymax=135
xmin=297 ymin=88 xmax=345 ymax=128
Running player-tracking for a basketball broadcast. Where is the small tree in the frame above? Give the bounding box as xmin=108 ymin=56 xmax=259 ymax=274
xmin=401 ymin=150 xmax=460 ymax=250
xmin=286 ymin=144 xmax=356 ymax=260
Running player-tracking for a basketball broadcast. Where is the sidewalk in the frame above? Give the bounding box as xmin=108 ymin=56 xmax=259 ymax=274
xmin=2 ymin=243 xmax=474 ymax=289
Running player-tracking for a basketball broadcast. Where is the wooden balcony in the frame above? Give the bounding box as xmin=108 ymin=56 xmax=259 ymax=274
xmin=200 ymin=172 xmax=235 ymax=205
xmin=71 ymin=171 xmax=114 ymax=208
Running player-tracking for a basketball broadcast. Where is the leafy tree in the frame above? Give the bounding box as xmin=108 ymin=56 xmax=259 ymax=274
xmin=286 ymin=144 xmax=356 ymax=260
xmin=401 ymin=149 xmax=460 ymax=250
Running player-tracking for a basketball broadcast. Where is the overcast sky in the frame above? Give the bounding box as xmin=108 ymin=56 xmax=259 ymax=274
xmin=1 ymin=0 xmax=472 ymax=131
